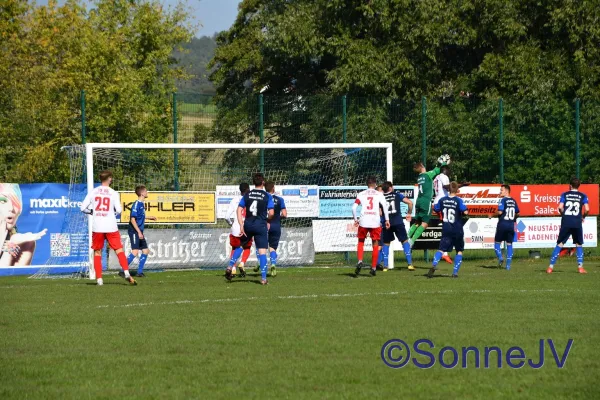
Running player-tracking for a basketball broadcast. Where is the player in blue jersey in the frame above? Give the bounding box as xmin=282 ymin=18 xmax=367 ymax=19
xmin=263 ymin=181 xmax=287 ymax=277
xmin=547 ymin=178 xmax=590 ymax=274
xmin=428 ymin=182 xmax=468 ymax=278
xmin=125 ymin=185 xmax=157 ymax=277
xmin=236 ymin=173 xmax=274 ymax=285
xmin=489 ymin=185 xmax=520 ymax=270
xmin=381 ymin=181 xmax=414 ymax=271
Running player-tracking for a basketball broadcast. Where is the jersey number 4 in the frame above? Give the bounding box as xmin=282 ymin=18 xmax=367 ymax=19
xmin=94 ymin=196 xmax=110 ymax=212
xmin=249 ymin=200 xmax=258 ymax=217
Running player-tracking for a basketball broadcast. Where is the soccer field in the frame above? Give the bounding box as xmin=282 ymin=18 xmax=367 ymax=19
xmin=1 ymin=259 xmax=600 ymax=399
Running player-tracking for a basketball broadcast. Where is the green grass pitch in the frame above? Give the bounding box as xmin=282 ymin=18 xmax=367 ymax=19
xmin=1 ymin=258 xmax=599 ymax=399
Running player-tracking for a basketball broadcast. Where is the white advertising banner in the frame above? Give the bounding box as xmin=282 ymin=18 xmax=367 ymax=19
xmin=312 ymin=217 xmax=598 ymax=252
xmin=512 ymin=217 xmax=597 ymax=248
xmin=216 ymin=185 xmax=319 ymax=219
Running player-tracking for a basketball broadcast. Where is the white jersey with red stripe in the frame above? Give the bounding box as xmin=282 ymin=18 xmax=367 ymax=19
xmin=226 ymin=195 xmax=244 ymax=237
xmin=80 ymin=185 xmax=121 ymax=233
xmin=352 ymin=188 xmax=389 ymax=228
xmin=433 ymin=173 xmax=450 ymax=207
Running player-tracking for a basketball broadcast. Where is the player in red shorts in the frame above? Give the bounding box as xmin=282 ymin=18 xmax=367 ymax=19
xmin=352 ymin=176 xmax=390 ymax=276
xmin=80 ymin=170 xmax=136 ymax=286
xmin=225 ymin=182 xmax=252 ymax=279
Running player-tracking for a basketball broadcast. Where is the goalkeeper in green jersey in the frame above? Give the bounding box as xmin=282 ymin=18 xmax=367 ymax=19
xmin=407 ymin=156 xmax=450 ymax=266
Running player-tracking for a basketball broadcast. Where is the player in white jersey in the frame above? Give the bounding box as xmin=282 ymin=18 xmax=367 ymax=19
xmin=80 ymin=170 xmax=136 ymax=286
xmin=225 ymin=183 xmax=252 ymax=278
xmin=352 ymin=176 xmax=390 ymax=276
xmin=433 ymin=166 xmax=453 ymax=264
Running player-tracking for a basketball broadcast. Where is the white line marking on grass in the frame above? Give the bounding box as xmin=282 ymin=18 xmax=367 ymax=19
xmin=96 ymin=288 xmax=579 ymax=309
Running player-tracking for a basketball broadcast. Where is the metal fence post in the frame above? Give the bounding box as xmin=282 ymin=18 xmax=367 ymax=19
xmin=81 ymin=90 xmax=86 ymax=144
xmin=499 ymin=98 xmax=504 ymax=182
xmin=259 ymin=94 xmax=264 ymax=172
xmin=575 ymin=98 xmax=580 ymax=179
xmin=421 ymin=96 xmax=427 ymax=164
xmin=173 ymin=92 xmax=179 ymax=191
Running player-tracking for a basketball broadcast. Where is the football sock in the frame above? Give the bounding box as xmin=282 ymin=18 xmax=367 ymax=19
xmin=453 ymin=254 xmax=463 ymax=275
xmin=270 ymin=250 xmax=277 ymax=266
xmin=494 ymin=243 xmax=503 ymax=261
xmin=94 ymin=254 xmax=102 ymax=280
xmin=412 ymin=225 xmax=426 ymax=241
xmin=258 ymin=254 xmax=268 ymax=280
xmin=576 ymin=247 xmax=584 ymax=266
xmin=241 ymin=248 xmax=251 ymax=263
xmin=377 ymin=247 xmax=383 ymax=265
xmin=408 ymin=224 xmax=418 ymax=238
xmin=382 ymin=244 xmax=390 ymax=267
xmin=506 ymin=244 xmax=513 ymax=268
xmin=357 ymin=241 xmax=365 ymax=262
xmin=549 ymin=245 xmax=561 ymax=266
xmin=371 ymin=244 xmax=379 ymax=267
xmin=138 ymin=254 xmax=148 ymax=274
xmin=229 ymin=247 xmax=243 ymax=267
xmin=117 ymin=252 xmax=131 ymax=278
xmin=432 ymin=251 xmax=442 ymax=267
xmin=402 ymin=241 xmax=413 ymax=265
xmin=127 ymin=253 xmax=136 ymax=265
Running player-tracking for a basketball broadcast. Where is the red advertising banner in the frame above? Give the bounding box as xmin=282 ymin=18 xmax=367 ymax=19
xmin=510 ymin=184 xmax=599 ymax=216
xmin=449 ymin=184 xmax=599 ymax=216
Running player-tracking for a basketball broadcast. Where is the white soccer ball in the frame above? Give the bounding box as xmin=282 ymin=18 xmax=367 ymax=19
xmin=437 ymin=154 xmax=451 ymax=165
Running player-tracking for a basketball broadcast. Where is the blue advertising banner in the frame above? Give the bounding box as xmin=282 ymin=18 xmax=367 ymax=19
xmin=319 ymin=186 xmax=417 ymax=218
xmin=0 ymin=183 xmax=88 ymax=275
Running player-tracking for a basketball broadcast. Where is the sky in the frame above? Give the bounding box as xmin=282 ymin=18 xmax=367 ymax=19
xmin=35 ymin=0 xmax=242 ymax=37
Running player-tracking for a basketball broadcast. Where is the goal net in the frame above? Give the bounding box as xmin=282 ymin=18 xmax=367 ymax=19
xmin=31 ymin=143 xmax=393 ymax=278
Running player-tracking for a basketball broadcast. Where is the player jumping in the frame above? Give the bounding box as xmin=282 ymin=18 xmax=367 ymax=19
xmin=547 ymin=177 xmax=589 ymax=274
xmin=489 ymin=184 xmax=520 ymax=270
xmin=381 ymin=181 xmax=414 ymax=271
xmin=237 ymin=173 xmax=274 ymax=285
xmin=80 ymin=170 xmax=137 ymax=286
xmin=428 ymin=182 xmax=468 ymax=278
xmin=125 ymin=185 xmax=157 ymax=277
xmin=408 ymin=157 xmax=450 ymax=269
xmin=264 ymin=181 xmax=287 ymax=277
xmin=352 ymin=176 xmax=390 ymax=276
xmin=225 ymin=182 xmax=251 ymax=278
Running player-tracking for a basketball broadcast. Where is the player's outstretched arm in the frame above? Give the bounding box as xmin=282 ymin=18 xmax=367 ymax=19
xmin=236 ymin=206 xmax=245 ymax=235
xmin=80 ymin=192 xmax=93 ymax=214
xmin=403 ymin=198 xmax=413 ymax=221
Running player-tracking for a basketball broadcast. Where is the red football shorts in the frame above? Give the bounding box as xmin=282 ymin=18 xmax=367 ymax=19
xmin=229 ymin=234 xmax=253 ymax=249
xmin=91 ymin=232 xmax=123 ymax=251
xmin=357 ymin=226 xmax=382 ymax=241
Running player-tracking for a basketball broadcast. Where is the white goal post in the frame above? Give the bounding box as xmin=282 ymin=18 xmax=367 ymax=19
xmin=80 ymin=142 xmax=393 ymax=279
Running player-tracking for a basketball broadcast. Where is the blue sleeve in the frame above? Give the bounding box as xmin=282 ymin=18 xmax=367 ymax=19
xmin=559 ymin=193 xmax=566 ymax=204
xmin=398 ymin=193 xmax=405 ymax=202
xmin=239 ymin=196 xmax=246 ymax=208
xmin=459 ymin=198 xmax=468 ymax=212
xmin=433 ymin=201 xmax=441 ymax=213
xmin=131 ymin=201 xmax=139 ymax=217
xmin=267 ymin=194 xmax=274 ymax=209
xmin=515 ymin=202 xmax=520 ymax=214
xmin=279 ymin=196 xmax=286 ymax=209
xmin=497 ymin=198 xmax=505 ymax=212
xmin=582 ymin=194 xmax=589 ymax=205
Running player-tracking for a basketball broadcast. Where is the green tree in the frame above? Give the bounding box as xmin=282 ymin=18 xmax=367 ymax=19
xmin=0 ymin=0 xmax=194 ymax=183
